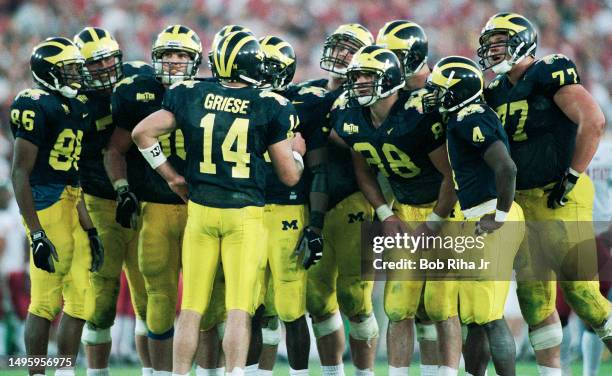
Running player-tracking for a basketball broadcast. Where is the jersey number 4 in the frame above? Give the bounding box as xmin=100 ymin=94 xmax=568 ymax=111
xmin=199 ymin=113 xmax=250 ymax=178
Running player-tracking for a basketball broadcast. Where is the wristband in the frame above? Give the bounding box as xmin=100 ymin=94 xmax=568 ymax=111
xmin=425 ymin=211 xmax=445 ymax=231
xmin=494 ymin=209 xmax=509 ymax=223
xmin=292 ymin=151 xmax=304 ymax=171
xmin=31 ymin=230 xmax=46 ymax=241
xmin=567 ymin=167 xmax=580 ymax=183
xmin=113 ymin=178 xmax=129 ymax=191
xmin=375 ymin=204 xmax=394 ymax=221
xmin=139 ymin=142 xmax=167 ymax=169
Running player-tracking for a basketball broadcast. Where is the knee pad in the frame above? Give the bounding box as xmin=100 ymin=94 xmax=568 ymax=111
xmin=147 ymin=293 xmax=176 ymax=335
xmin=262 ymin=317 xmax=281 ymax=346
xmin=148 ymin=326 xmax=174 ymax=340
xmin=135 ymin=318 xmax=148 ymax=337
xmin=216 ymin=321 xmax=226 ymax=340
xmin=349 ymin=314 xmax=379 ymax=341
xmin=416 ymin=323 xmax=437 ymax=342
xmin=312 ymin=311 xmax=343 ymax=339
xmin=81 ymin=324 xmax=111 ymax=345
xmin=593 ymin=314 xmax=612 ymax=340
xmin=529 ymin=322 xmax=563 ymax=350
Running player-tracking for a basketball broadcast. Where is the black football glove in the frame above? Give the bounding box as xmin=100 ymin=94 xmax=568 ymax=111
xmin=547 ymin=169 xmax=580 ymax=209
xmin=295 ymin=227 xmax=323 ymax=269
xmin=115 ymin=185 xmax=139 ymax=229
xmin=31 ymin=230 xmax=59 ymax=273
xmin=86 ymin=228 xmax=104 ymax=272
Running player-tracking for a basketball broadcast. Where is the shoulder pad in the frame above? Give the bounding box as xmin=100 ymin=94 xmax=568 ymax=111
xmin=14 ymin=88 xmax=49 ymax=101
xmin=331 ymin=91 xmax=349 ymax=111
xmin=539 ymin=54 xmax=572 ymax=66
xmin=456 ymin=103 xmax=485 ymax=122
xmin=114 ymin=75 xmax=136 ymax=91
xmin=487 ymin=76 xmax=503 ymax=90
xmin=124 ymin=60 xmax=150 ymax=69
xmin=403 ymin=88 xmax=427 ymax=114
xmin=297 ymin=85 xmax=327 ymax=98
xmin=259 ymin=91 xmax=289 ymax=106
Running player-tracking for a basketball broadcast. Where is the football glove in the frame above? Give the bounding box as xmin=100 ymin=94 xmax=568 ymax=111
xmin=87 ymin=228 xmax=104 ymax=272
xmin=116 ymin=185 xmax=139 ymax=229
xmin=547 ymin=169 xmax=580 ymax=209
xmin=31 ymin=230 xmax=59 ymax=273
xmin=295 ymin=227 xmax=323 ymax=269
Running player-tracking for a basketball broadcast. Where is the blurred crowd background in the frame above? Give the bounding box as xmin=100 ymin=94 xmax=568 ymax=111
xmin=0 ymin=0 xmax=611 ymax=370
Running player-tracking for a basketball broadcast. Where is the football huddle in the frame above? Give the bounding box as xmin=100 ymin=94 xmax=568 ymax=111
xmin=7 ymin=10 xmax=610 ymax=376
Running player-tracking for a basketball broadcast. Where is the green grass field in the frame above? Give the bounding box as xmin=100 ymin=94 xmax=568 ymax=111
xmin=3 ymin=361 xmax=612 ymax=375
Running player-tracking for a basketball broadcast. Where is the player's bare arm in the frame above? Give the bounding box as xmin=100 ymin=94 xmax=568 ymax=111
xmin=306 ymin=146 xmax=329 ymax=232
xmin=268 ymin=134 xmax=305 ymax=187
xmin=328 ymin=128 xmax=350 ymax=149
xmin=132 ymin=109 xmax=187 ymax=202
xmin=428 ymin=145 xmax=458 ymax=218
xmin=554 ymin=84 xmax=606 ymax=173
xmin=11 ymin=138 xmax=42 ymax=232
xmin=104 ymin=126 xmax=133 ymax=185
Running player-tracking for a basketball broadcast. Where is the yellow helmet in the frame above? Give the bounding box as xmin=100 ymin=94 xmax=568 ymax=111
xmin=376 ymin=20 xmax=428 ymax=78
xmin=152 ymin=25 xmax=203 ymax=84
xmin=320 ymin=23 xmax=374 ymax=77
xmin=30 ymin=37 xmax=85 ymax=98
xmin=74 ymin=27 xmax=122 ymax=90
xmin=259 ymin=35 xmax=296 ymax=90
xmin=208 ymin=25 xmax=254 ymax=78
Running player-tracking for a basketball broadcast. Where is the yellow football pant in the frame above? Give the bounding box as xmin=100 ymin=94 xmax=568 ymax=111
xmin=83 ymin=194 xmax=147 ymax=327
xmin=514 ymin=175 xmax=610 ymax=326
xmin=182 ymin=202 xmax=266 ymax=316
xmin=26 ymin=186 xmax=92 ymax=321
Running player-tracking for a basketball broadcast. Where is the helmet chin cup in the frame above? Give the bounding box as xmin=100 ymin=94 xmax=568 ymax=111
xmin=357 ymin=94 xmax=376 ymax=106
xmin=492 ymin=60 xmax=513 ymax=74
xmin=59 ymin=85 xmax=79 ymax=98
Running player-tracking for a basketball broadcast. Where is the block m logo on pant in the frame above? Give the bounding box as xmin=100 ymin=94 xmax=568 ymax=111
xmin=348 ymin=211 xmax=365 ymax=223
xmin=282 ymin=219 xmax=299 ymax=230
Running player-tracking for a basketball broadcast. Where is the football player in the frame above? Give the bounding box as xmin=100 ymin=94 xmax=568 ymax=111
xmin=376 ymin=20 xmax=461 ymax=375
xmin=104 ymin=24 xmax=202 ymax=374
xmin=73 ymin=26 xmax=153 ymax=376
xmin=10 ymin=37 xmax=103 ymax=376
xmin=131 ymin=31 xmax=304 ymax=376
xmin=256 ymin=35 xmax=336 ymax=375
xmin=479 ymin=13 xmax=610 ymax=375
xmin=328 ymin=45 xmax=456 ymax=376
xmin=422 ymin=55 xmax=526 ymax=376
xmin=305 ymin=23 xmax=377 ymax=376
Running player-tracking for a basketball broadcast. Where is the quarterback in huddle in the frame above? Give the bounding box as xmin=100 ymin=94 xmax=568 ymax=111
xmin=8 ymin=9 xmax=609 ymax=376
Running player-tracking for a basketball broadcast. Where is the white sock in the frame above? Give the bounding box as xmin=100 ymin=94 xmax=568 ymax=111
xmin=153 ymin=371 xmax=172 ymax=376
xmin=197 ymin=366 xmax=221 ymax=376
xmin=537 ymin=365 xmax=562 ymax=376
xmin=227 ymin=367 xmax=245 ymax=376
xmin=244 ymin=364 xmax=258 ymax=375
xmin=321 ymin=364 xmax=345 ymax=376
xmin=289 ymin=368 xmax=309 ymax=376
xmin=87 ymin=369 xmax=110 ymax=376
xmin=143 ymin=368 xmax=154 ymax=376
xmin=216 ymin=368 xmax=226 ymax=376
xmin=582 ymin=330 xmax=603 ymax=376
xmin=420 ymin=364 xmax=437 ymax=376
xmin=388 ymin=366 xmax=409 ymax=376
xmin=55 ymin=369 xmax=76 ymax=376
xmin=172 ymin=373 xmax=190 ymax=376
xmin=355 ymin=368 xmax=373 ymax=376
xmin=438 ymin=366 xmax=459 ymax=376
xmin=258 ymin=370 xmax=274 ymax=376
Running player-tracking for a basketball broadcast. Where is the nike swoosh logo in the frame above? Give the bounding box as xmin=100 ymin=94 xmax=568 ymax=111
xmin=83 ymin=113 xmax=89 ymax=118
xmin=386 ymin=128 xmax=393 ymax=135
xmin=34 ymin=242 xmax=44 ymax=254
xmin=291 ymin=101 xmax=304 ymax=105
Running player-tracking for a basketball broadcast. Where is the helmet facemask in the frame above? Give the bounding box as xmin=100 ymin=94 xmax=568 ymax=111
xmin=83 ymin=52 xmax=123 ymax=91
xmin=346 ymin=68 xmax=402 ymax=107
xmin=153 ymin=48 xmax=199 ymax=85
xmin=262 ymin=58 xmax=291 ymax=90
xmin=399 ymin=49 xmax=427 ymax=78
xmin=477 ymin=30 xmax=535 ymax=74
xmin=34 ymin=59 xmax=85 ymax=98
xmin=320 ymin=36 xmax=363 ymax=77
